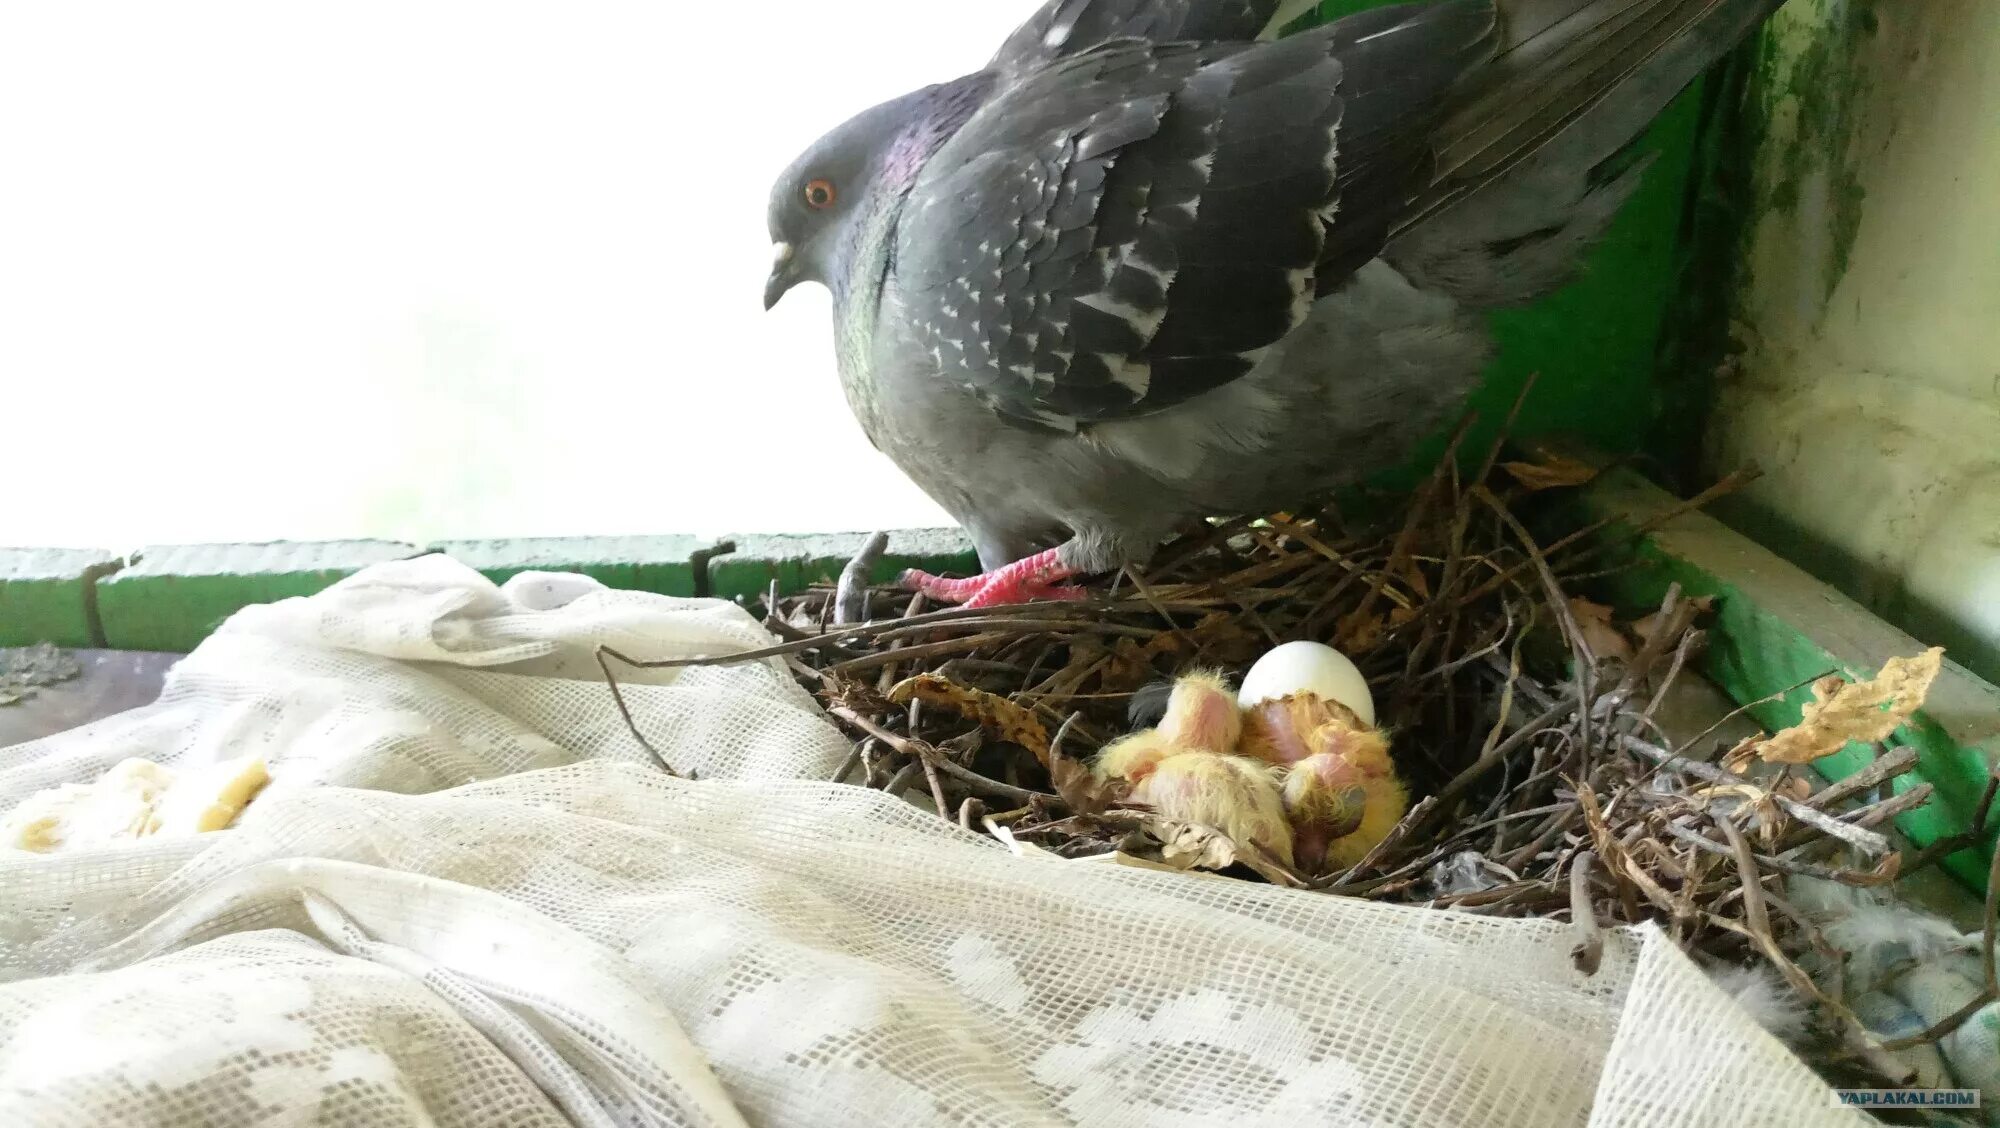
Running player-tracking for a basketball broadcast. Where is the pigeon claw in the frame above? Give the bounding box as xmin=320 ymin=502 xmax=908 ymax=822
xmin=899 ymin=547 xmax=1085 ymax=607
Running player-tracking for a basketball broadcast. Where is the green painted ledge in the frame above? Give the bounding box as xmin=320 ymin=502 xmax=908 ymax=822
xmin=708 ymin=530 xmax=979 ymax=602
xmin=1565 ymin=467 xmax=2000 ymax=892
xmin=0 ymin=548 xmax=121 ymax=648
xmin=96 ymin=541 xmax=421 ymax=652
xmin=15 ymin=533 xmax=980 ymax=655
xmin=430 ymin=536 xmax=707 ymax=598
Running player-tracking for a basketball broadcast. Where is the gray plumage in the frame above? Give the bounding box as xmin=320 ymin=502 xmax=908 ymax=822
xmin=765 ymin=0 xmax=1787 ymax=579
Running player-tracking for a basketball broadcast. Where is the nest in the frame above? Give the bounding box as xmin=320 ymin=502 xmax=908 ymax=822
xmin=598 ymin=425 xmax=1996 ymax=1096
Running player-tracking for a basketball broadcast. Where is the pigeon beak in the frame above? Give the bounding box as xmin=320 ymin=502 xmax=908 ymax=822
xmin=763 ymin=242 xmax=797 ymax=311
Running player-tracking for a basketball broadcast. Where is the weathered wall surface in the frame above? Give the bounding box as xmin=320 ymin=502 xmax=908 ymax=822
xmin=1707 ymin=0 xmax=2000 ymax=682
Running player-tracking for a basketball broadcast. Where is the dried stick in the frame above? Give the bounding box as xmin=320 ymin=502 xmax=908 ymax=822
xmin=1570 ymin=850 xmax=1604 ymax=974
xmin=1414 ymin=698 xmax=1575 ymax=837
xmin=1903 ymin=774 xmax=2000 ymax=875
xmin=835 ymin=532 xmax=889 ymax=626
xmin=1663 ymin=823 xmax=1892 ymax=886
xmin=831 ymin=744 xmax=862 ymax=784
xmin=594 ymin=645 xmax=680 ymax=775
xmin=1619 ymin=736 xmax=1892 ymax=856
xmin=1804 ymin=746 xmax=1921 ymax=811
xmin=828 ymin=705 xmax=1061 ymax=806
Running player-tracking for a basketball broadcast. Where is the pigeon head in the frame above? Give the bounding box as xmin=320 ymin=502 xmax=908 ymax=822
xmin=764 ymin=77 xmax=992 ymax=311
xmin=763 ymin=94 xmax=921 ymax=312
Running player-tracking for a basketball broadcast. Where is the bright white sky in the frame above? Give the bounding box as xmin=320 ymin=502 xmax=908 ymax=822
xmin=0 ymin=1 xmax=1036 ymax=549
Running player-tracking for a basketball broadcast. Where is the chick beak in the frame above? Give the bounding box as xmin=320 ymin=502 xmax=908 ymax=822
xmin=763 ymin=242 xmax=798 ymax=311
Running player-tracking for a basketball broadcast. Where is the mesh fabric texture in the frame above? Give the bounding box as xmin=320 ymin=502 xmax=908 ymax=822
xmin=0 ymin=556 xmax=1858 ymax=1126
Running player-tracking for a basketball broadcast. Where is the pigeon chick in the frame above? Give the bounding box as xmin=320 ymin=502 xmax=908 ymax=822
xmin=1240 ymin=692 xmax=1405 ymax=873
xmin=1130 ymin=752 xmax=1296 ymax=868
xmin=1094 ymin=669 xmax=1242 ymax=782
xmin=1094 ymin=671 xmax=1291 ymax=866
xmin=765 ymin=0 xmax=1787 ymax=607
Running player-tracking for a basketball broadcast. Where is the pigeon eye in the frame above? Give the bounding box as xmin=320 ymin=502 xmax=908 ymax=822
xmin=804 ymin=179 xmax=837 ymax=210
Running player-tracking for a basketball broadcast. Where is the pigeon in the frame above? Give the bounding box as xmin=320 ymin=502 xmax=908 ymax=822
xmin=765 ymin=0 xmax=1787 ymax=607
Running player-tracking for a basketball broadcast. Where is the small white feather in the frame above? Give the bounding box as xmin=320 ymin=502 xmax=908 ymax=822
xmin=1706 ymin=964 xmax=1810 ymax=1045
xmin=1790 ymin=876 xmax=1977 ymax=989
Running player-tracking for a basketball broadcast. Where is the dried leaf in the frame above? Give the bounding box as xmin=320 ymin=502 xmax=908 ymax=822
xmin=1577 ymin=784 xmax=1683 ymax=918
xmin=1050 ymin=753 xmax=1123 ymax=816
xmin=1751 ymin=648 xmax=1944 ymax=764
xmin=1173 ymin=613 xmax=1263 ymax=665
xmin=1695 ymin=782 xmax=1785 ymax=847
xmin=1500 ymin=453 xmax=1600 ymax=492
xmin=1721 ymin=736 xmax=1760 ymax=774
xmin=1147 ymin=819 xmax=1304 ymax=887
xmin=1694 ymin=782 xmax=1771 ymax=808
xmin=1395 ymin=555 xmax=1432 ymax=601
xmin=1568 ymin=598 xmax=1636 ymax=664
xmin=825 ymin=678 xmax=893 ymax=717
xmin=1634 ymin=596 xmax=1715 ymax=649
xmin=1152 ymin=819 xmax=1243 ymax=872
xmin=888 ymin=674 xmax=1051 ymax=766
xmin=1102 ymin=637 xmax=1156 ymax=687
xmin=1336 ymin=609 xmax=1387 ymax=653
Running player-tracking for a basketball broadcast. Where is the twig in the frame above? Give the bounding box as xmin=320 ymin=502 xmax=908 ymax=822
xmin=828 ymin=705 xmax=1062 ymax=806
xmin=1803 ymin=746 xmax=1921 ymax=811
xmin=831 ymin=744 xmax=862 ymax=784
xmin=1903 ymin=773 xmax=2000 ymax=875
xmin=1618 ymin=736 xmax=1892 ymax=856
xmin=959 ymin=797 xmax=986 ymax=832
xmin=1570 ymin=850 xmax=1604 ymax=974
xmin=919 ymin=752 xmax=951 ymax=818
xmin=1709 ymin=819 xmax=1914 ymax=1084
xmin=883 ymin=760 xmax=921 ymax=797
xmin=594 ymin=645 xmax=681 ymax=775
xmin=835 ymin=532 xmax=889 ymax=626
xmin=1122 ymin=565 xmax=1198 ymax=655
xmin=1323 ymin=797 xmax=1439 ymax=890
xmin=1476 ymin=486 xmax=1595 ymax=754
xmin=1413 ymin=698 xmax=1574 ymax=836
xmin=1049 ymin=712 xmax=1083 ymax=763
xmin=1676 ymin=667 xmax=1839 ymax=756
xmin=1639 ymin=630 xmax=1702 ymax=725
xmin=1663 ymin=823 xmax=1891 ymax=885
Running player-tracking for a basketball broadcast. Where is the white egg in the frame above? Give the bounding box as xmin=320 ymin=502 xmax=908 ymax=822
xmin=1237 ymin=640 xmax=1376 ymax=727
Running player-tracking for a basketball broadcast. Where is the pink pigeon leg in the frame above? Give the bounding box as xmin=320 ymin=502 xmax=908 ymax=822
xmin=899 ymin=547 xmax=1086 ymax=607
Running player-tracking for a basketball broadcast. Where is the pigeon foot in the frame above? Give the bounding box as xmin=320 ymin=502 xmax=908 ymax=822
xmin=899 ymin=547 xmax=1086 ymax=607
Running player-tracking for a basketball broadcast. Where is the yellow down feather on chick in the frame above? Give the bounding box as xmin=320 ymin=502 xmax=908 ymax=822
xmin=1154 ymin=669 xmax=1241 ymax=756
xmin=1094 ymin=670 xmax=1245 ymax=784
xmin=1131 ymin=751 xmax=1295 ymax=869
xmin=1090 ymin=672 xmax=1293 ymax=867
xmin=1239 ymin=690 xmax=1404 ymax=874
xmin=1093 ymin=728 xmax=1179 ymax=784
xmin=1284 ymin=754 xmax=1408 ymax=873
